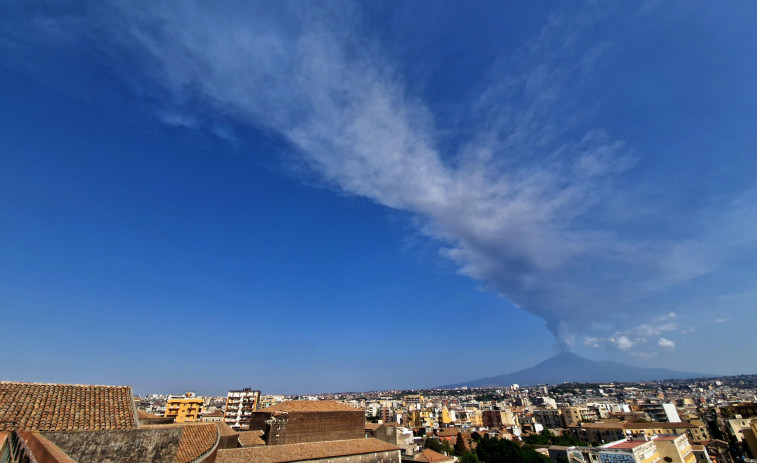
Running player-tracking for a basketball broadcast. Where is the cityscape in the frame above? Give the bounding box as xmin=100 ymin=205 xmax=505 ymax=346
xmin=3 ymin=1 xmax=757 ymax=462
xmin=4 ymin=374 xmax=757 ymax=462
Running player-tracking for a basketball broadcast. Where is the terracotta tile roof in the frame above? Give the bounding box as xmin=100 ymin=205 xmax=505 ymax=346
xmin=238 ymin=430 xmax=266 ymax=446
xmin=259 ymin=400 xmax=362 ymax=413
xmin=0 ymin=381 xmax=137 ymax=432
xmin=137 ymin=410 xmax=162 ymax=419
xmin=216 ymin=438 xmax=399 ymax=463
xmin=415 ymin=448 xmax=454 ymax=462
xmin=365 ymin=423 xmax=382 ymax=431
xmin=216 ymin=421 xmax=238 ymax=437
xmin=175 ymin=423 xmax=219 ymax=463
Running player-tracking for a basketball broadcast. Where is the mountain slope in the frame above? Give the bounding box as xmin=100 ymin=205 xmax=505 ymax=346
xmin=441 ymin=353 xmax=707 ymax=388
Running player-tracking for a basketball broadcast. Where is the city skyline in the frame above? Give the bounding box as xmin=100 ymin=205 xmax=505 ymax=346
xmin=1 ymin=1 xmax=757 ymax=395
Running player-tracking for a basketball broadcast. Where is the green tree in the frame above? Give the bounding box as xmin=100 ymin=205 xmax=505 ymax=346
xmin=460 ymin=451 xmax=479 ymax=463
xmin=475 ymin=436 xmax=550 ymax=463
xmin=455 ymin=432 xmax=470 ymax=455
xmin=425 ymin=438 xmax=454 ymax=456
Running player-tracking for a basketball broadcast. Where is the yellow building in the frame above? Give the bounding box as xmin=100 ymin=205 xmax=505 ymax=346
xmin=165 ymin=392 xmax=203 ymax=422
xmin=742 ymin=418 xmax=757 ymax=458
xmin=653 ymin=434 xmax=696 ymax=463
xmin=624 ymin=422 xmax=708 ymax=443
xmin=441 ymin=407 xmax=453 ymax=425
xmin=403 ymin=395 xmax=424 ymax=407
xmin=467 ymin=409 xmax=483 ymax=427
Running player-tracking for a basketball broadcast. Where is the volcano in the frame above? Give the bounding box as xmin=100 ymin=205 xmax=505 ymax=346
xmin=440 ymin=352 xmax=707 ymax=388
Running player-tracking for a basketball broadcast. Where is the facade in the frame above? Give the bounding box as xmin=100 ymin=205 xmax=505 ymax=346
xmin=561 ymin=406 xmax=585 ymax=427
xmin=224 ymin=388 xmax=261 ymax=430
xmin=597 ymin=438 xmax=661 ymax=463
xmin=636 ymin=404 xmax=681 ymax=423
xmin=404 ymin=395 xmax=424 ymax=407
xmin=566 ymin=437 xmax=661 ymax=463
xmin=653 ymin=434 xmax=696 ymax=463
xmin=534 ymin=408 xmax=563 ymax=430
xmin=482 ymin=410 xmax=503 ymax=428
xmin=623 ymin=423 xmax=708 ymax=443
xmin=165 ymin=392 xmax=204 ymax=423
xmin=247 ymin=401 xmax=364 ymax=445
xmin=741 ymin=419 xmax=757 ymax=458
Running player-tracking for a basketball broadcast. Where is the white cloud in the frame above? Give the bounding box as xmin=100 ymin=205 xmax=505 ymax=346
xmin=4 ymin=2 xmax=757 ymax=356
xmin=658 ymin=338 xmax=675 ymax=349
xmin=609 ymin=334 xmax=634 ymax=351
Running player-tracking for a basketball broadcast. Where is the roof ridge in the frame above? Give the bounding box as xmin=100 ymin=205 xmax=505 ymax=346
xmin=0 ymin=381 xmax=132 ymax=388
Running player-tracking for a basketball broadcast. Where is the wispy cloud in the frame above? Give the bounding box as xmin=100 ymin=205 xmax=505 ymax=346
xmin=3 ymin=1 xmax=756 ymax=358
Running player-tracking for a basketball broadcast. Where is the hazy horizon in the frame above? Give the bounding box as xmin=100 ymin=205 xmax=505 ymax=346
xmin=2 ymin=1 xmax=757 ymax=395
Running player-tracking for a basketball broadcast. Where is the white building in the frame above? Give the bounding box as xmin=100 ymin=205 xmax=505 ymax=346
xmin=224 ymin=388 xmax=260 ymax=430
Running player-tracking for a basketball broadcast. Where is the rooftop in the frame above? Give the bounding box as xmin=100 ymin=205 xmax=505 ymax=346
xmin=605 ymin=440 xmax=649 ymax=450
xmin=216 ymin=438 xmax=398 ymax=463
xmin=0 ymin=381 xmax=137 ymax=432
xmin=258 ymin=400 xmax=361 ymax=413
xmin=415 ymin=448 xmax=455 ymax=462
xmin=237 ymin=430 xmax=265 ymax=447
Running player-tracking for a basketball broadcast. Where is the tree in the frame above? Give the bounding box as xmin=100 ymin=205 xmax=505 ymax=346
xmin=455 ymin=432 xmax=470 ymax=455
xmin=475 ymin=436 xmax=551 ymax=463
xmin=460 ymin=451 xmax=479 ymax=463
xmin=426 ymin=437 xmax=454 ymax=456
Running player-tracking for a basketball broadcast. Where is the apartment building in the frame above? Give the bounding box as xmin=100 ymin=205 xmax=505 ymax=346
xmin=165 ymin=392 xmax=203 ymax=422
xmin=224 ymin=388 xmax=260 ymax=430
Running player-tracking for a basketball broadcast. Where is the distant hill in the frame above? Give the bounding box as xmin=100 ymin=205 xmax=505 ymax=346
xmin=440 ymin=352 xmax=707 ymax=388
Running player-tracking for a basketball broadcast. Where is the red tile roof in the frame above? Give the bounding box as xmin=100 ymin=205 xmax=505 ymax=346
xmin=415 ymin=448 xmax=455 ymax=462
xmin=0 ymin=381 xmax=137 ymax=432
xmin=216 ymin=421 xmax=238 ymax=437
xmin=237 ymin=430 xmax=266 ymax=447
xmin=216 ymin=438 xmax=399 ymax=463
xmin=137 ymin=410 xmax=163 ymax=419
xmin=175 ymin=423 xmax=219 ymax=463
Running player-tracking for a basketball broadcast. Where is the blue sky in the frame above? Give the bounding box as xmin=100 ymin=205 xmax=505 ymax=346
xmin=1 ymin=1 xmax=756 ymax=395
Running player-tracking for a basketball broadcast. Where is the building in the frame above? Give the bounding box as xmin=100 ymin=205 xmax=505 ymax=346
xmin=568 ymin=421 xmax=708 ymax=445
xmin=224 ymin=388 xmax=261 ymax=430
xmin=741 ymin=418 xmax=757 ymax=459
xmin=247 ymin=401 xmax=364 ymax=445
xmin=533 ymin=408 xmax=563 ymax=430
xmin=0 ymin=381 xmax=225 ymax=463
xmin=215 ymin=438 xmax=401 ymax=463
xmin=370 ymin=423 xmax=415 ymax=456
xmin=560 ymin=406 xmax=585 ymax=427
xmin=653 ymin=434 xmax=696 ymax=463
xmin=636 ymin=403 xmax=681 ymax=423
xmin=597 ymin=436 xmax=661 ymax=463
xmin=623 ymin=422 xmax=708 ymax=443
xmin=565 ymin=436 xmax=661 ymax=463
xmin=165 ymin=392 xmax=204 ymax=423
xmin=404 ymin=395 xmax=424 ymax=408
xmin=482 ymin=410 xmax=503 ymax=428
xmin=413 ymin=448 xmax=455 ymax=463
